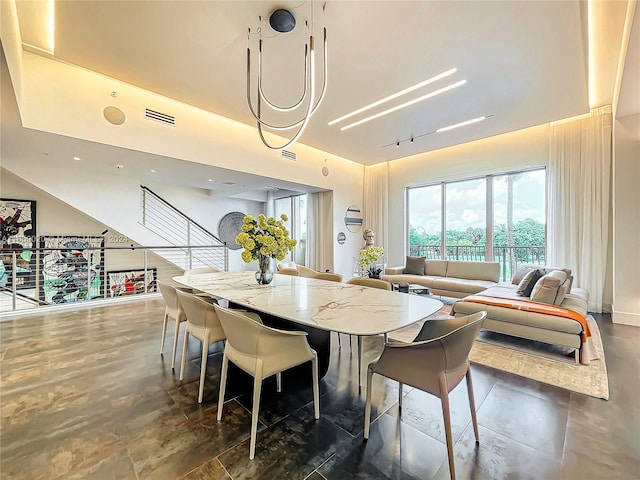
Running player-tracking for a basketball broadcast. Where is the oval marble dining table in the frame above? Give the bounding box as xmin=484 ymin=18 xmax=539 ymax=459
xmin=173 ymin=271 xmax=443 ymax=378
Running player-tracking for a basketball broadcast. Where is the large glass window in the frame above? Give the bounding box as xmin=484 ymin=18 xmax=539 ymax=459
xmin=274 ymin=194 xmax=307 ymax=265
xmin=406 ymin=168 xmax=546 ymax=281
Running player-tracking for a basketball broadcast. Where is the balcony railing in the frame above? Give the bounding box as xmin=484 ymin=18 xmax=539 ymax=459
xmin=0 ymin=244 xmax=227 ymax=314
xmin=408 ymin=244 xmax=546 ymax=282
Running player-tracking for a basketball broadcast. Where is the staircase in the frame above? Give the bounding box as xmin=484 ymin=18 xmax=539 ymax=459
xmin=140 ymin=186 xmax=228 ymax=271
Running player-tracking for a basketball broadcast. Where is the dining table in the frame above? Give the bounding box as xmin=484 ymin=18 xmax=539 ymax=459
xmin=173 ymin=270 xmax=444 ymax=379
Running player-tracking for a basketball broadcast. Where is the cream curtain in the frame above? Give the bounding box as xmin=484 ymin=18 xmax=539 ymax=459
xmin=306 ymin=192 xmax=324 ymax=271
xmin=547 ymin=106 xmax=612 ymax=312
xmin=363 ymin=163 xmax=389 ymax=251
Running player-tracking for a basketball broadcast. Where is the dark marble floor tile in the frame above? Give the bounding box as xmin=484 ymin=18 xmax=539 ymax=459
xmin=306 ymin=473 xmax=328 ymax=480
xmin=431 ymin=425 xmax=563 ymax=480
xmin=318 ymin=411 xmax=448 ymax=479
xmin=63 ymin=448 xmax=138 ymax=480
xmin=476 ymin=383 xmax=568 ymax=460
xmin=218 ymin=407 xmax=352 ymax=480
xmin=181 ymin=457 xmax=232 ymax=480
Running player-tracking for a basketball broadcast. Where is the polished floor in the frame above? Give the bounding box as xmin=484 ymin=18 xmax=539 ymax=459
xmin=1 ymin=298 xmax=638 ymax=480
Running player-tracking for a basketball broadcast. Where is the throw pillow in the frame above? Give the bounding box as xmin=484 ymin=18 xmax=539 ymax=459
xmin=511 ymin=264 xmax=536 ymax=285
xmin=530 ymin=270 xmax=568 ymax=304
xmin=404 ymin=256 xmax=426 ymax=275
xmin=554 ymin=277 xmax=571 ymax=305
xmin=515 ymin=268 xmax=542 ymax=296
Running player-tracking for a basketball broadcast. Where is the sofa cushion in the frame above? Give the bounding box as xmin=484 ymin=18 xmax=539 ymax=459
xmin=446 ymin=260 xmax=500 ymax=282
xmin=431 ymin=277 xmax=498 ymax=294
xmin=516 ymin=268 xmax=542 ymax=296
xmin=511 ymin=264 xmax=537 ymax=284
xmin=554 ymin=278 xmax=571 ymax=305
xmin=404 ymin=256 xmax=426 ymax=275
xmin=425 ymin=260 xmax=448 ymax=277
xmin=381 ymin=274 xmax=439 ymax=288
xmin=530 ymin=270 xmax=567 ymax=304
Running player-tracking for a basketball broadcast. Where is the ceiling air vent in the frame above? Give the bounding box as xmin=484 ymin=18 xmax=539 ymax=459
xmin=281 ymin=150 xmax=296 ymax=161
xmin=145 ymin=108 xmax=176 ymax=126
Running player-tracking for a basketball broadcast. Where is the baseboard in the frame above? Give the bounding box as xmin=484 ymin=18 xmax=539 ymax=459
xmin=612 ymin=307 xmax=640 ymax=326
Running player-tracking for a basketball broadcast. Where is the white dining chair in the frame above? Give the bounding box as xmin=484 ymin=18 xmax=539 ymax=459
xmin=157 ymin=280 xmax=190 ymax=369
xmin=213 ymin=304 xmax=320 ymax=460
xmin=364 ymin=311 xmax=487 ymax=480
xmin=345 ymin=277 xmax=393 ymax=386
xmin=175 ymin=290 xmax=227 ymax=403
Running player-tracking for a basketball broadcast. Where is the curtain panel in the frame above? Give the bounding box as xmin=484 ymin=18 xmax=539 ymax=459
xmin=363 ymin=163 xmax=389 ymax=251
xmin=547 ymin=106 xmax=612 ymax=312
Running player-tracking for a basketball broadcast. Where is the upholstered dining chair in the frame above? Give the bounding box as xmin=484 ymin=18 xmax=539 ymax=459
xmin=345 ymin=277 xmax=393 ymax=385
xmin=277 ymin=268 xmax=300 ymax=276
xmin=157 ymin=280 xmax=190 ymax=369
xmin=213 ymin=304 xmax=320 ymax=460
xmin=313 ymin=272 xmax=343 ymax=282
xmin=364 ymin=311 xmax=487 ymax=480
xmin=175 ymin=290 xmax=227 ymax=403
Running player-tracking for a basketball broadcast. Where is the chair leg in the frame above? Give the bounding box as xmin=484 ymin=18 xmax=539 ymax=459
xmin=171 ymin=318 xmax=181 ymax=369
xmin=249 ymin=370 xmax=263 ymax=460
xmin=439 ymin=377 xmax=456 ymax=480
xmin=217 ymin=354 xmax=229 ymax=421
xmin=364 ymin=367 xmax=374 ymax=439
xmin=179 ymin=331 xmax=189 ymax=381
xmin=311 ymin=353 xmax=320 ymax=419
xmin=198 ymin=337 xmax=208 ymax=403
xmin=357 ymin=335 xmax=363 ymax=388
xmin=398 ymin=382 xmax=403 ymax=409
xmin=466 ymin=368 xmax=480 ymax=443
xmin=160 ymin=311 xmax=169 ymax=354
xmin=276 ymin=372 xmax=282 ymax=393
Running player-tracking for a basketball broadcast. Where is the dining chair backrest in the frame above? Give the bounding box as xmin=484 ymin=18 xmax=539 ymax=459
xmin=175 ymin=290 xmax=225 ymax=340
xmin=314 ymin=272 xmax=343 ymax=282
xmin=157 ymin=280 xmax=181 ymax=312
xmin=277 ymin=268 xmax=300 ymax=276
xmin=213 ymin=304 xmax=312 ymax=375
xmin=296 ymin=265 xmax=319 ymax=278
xmin=346 ymin=277 xmax=392 ymax=290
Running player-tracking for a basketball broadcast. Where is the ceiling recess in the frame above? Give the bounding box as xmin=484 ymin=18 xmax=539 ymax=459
xmin=144 ymin=108 xmax=176 ymax=126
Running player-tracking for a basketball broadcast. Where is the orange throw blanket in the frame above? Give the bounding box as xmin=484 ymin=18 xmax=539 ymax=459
xmin=458 ymin=295 xmax=591 ymax=342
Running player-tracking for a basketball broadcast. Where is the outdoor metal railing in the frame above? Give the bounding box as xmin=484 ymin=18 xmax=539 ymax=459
xmin=0 ymin=244 xmax=226 ymax=314
xmin=408 ymin=244 xmax=546 ymax=282
xmin=140 ymin=186 xmax=228 ymax=271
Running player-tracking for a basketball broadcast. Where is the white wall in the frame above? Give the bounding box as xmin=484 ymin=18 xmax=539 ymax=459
xmin=612 ymin=113 xmax=640 ymax=325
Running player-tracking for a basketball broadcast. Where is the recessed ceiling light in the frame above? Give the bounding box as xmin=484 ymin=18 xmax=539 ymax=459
xmin=73 ymin=156 xmax=81 ymax=161
xmin=340 ymin=80 xmax=467 ymax=131
xmin=436 ymin=116 xmax=486 ymax=133
xmin=208 ymin=179 xmax=213 ymax=182
xmin=328 ymin=68 xmax=458 ymax=126
xmin=150 ymin=169 xmax=156 ymax=173
xmin=116 ymin=164 xmax=124 ymax=169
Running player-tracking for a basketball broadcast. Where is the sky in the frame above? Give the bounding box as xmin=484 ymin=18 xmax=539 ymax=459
xmin=408 ymin=169 xmax=546 ymax=234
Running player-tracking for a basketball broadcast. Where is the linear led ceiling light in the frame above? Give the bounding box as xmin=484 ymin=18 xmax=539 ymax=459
xmin=436 ymin=116 xmax=486 ymax=133
xmin=340 ymin=80 xmax=467 ymax=131
xmin=246 ymin=2 xmax=328 ymax=150
xmin=328 ymin=68 xmax=457 ymax=126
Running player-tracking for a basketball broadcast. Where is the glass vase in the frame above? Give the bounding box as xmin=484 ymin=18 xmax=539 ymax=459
xmin=255 ymin=255 xmax=274 ymax=285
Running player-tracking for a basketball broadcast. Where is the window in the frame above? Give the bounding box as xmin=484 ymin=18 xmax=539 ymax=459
xmin=407 ymin=168 xmax=545 ymax=281
xmin=274 ymin=194 xmax=307 ymax=265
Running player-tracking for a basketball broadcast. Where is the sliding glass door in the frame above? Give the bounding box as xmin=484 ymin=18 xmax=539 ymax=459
xmin=274 ymin=194 xmax=307 ymax=265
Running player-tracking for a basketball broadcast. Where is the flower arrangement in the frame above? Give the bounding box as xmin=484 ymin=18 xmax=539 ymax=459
xmin=359 ymin=246 xmax=385 ymax=278
xmin=235 ymin=213 xmax=297 ymax=284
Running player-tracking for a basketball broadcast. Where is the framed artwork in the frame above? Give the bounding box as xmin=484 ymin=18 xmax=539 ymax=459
xmin=218 ymin=211 xmax=246 ymax=250
xmin=39 ymin=236 xmax=105 ymax=304
xmin=107 ymin=268 xmax=156 ymax=297
xmin=0 ymin=198 xmax=37 ymax=289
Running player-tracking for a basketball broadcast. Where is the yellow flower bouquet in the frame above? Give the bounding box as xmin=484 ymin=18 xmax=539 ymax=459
xmin=358 ymin=246 xmax=385 ymax=278
xmin=235 ymin=213 xmax=297 ymax=284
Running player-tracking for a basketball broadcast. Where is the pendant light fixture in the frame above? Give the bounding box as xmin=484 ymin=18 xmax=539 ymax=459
xmin=246 ymin=2 xmax=328 ymax=150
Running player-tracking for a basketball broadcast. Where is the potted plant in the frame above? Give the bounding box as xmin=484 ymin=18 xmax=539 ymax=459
xmin=359 ymin=246 xmax=385 ymax=279
xmin=235 ymin=213 xmax=297 ymax=284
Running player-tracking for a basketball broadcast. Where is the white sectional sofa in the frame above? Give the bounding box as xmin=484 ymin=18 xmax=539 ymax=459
xmin=382 ymin=259 xmax=500 ymax=298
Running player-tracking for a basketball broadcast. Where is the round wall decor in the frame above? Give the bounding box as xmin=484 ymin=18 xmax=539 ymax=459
xmin=218 ymin=211 xmax=246 ymax=250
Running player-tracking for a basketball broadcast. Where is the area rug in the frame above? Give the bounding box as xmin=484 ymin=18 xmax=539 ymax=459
xmin=389 ymin=306 xmax=609 ymax=400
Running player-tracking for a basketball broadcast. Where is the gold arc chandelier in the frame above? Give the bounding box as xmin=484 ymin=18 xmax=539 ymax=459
xmin=246 ymin=2 xmax=328 ymax=150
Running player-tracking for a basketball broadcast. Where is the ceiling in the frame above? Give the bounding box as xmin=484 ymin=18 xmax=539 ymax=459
xmin=17 ymin=0 xmax=590 ymax=165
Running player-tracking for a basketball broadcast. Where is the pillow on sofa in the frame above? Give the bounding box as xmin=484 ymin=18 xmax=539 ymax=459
xmin=554 ymin=277 xmax=571 ymax=305
xmin=511 ymin=264 xmax=536 ymax=284
xmin=404 ymin=256 xmax=426 ymax=275
xmin=530 ymin=270 xmax=568 ymax=304
xmin=516 ymin=268 xmax=542 ymax=296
